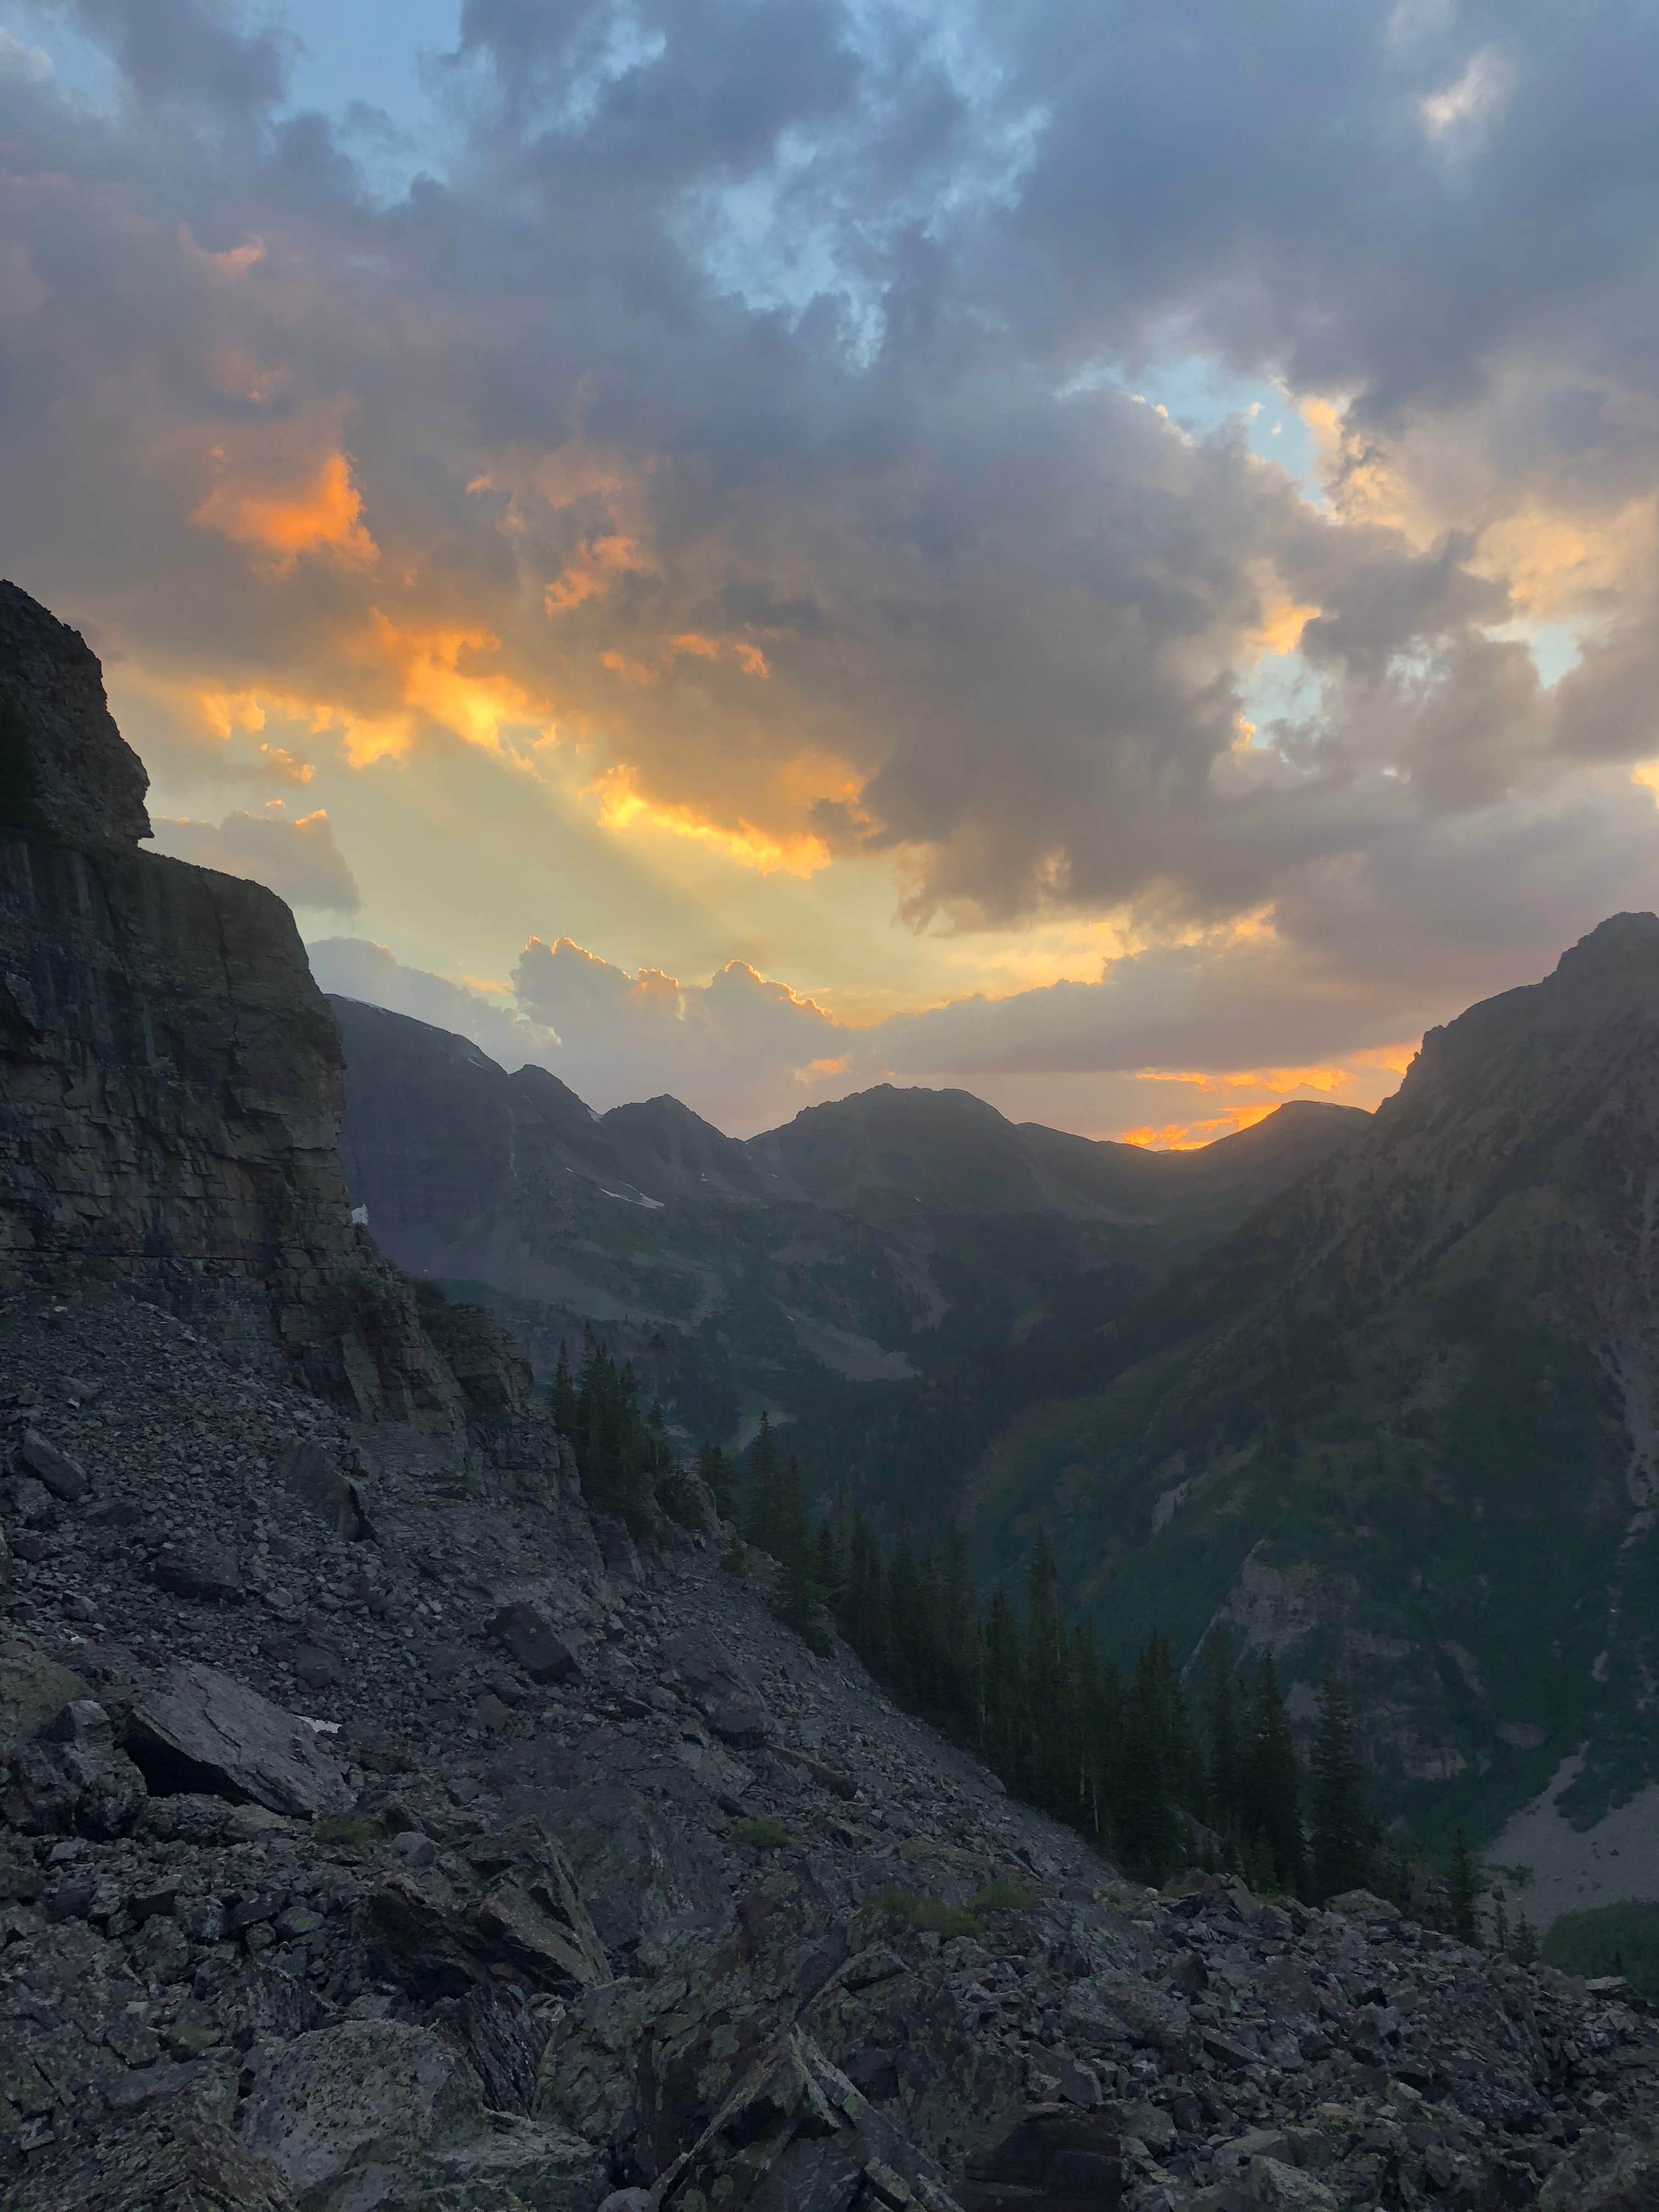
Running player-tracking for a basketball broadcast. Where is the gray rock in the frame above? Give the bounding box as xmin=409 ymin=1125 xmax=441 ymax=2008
xmin=0 ymin=1635 xmax=89 ymax=1747
xmin=1323 ymin=1889 xmax=1395 ymax=1925
xmin=2 ymin=2101 xmax=295 ymax=2211
xmin=152 ymin=1543 xmax=244 ymax=1603
xmin=276 ymin=1438 xmax=363 ymax=1538
xmin=236 ymin=2018 xmax=487 ymax=2203
xmin=1246 ymin=2155 xmax=1340 ymax=2210
xmin=125 ymin=1662 xmax=350 ymax=1819
xmin=662 ymin=1628 xmax=773 ymax=1745
xmin=19 ymin=1427 xmax=88 ymax=1503
xmin=488 ymin=1601 xmax=580 ymax=1684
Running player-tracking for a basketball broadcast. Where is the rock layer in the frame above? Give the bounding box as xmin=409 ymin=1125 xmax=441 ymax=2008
xmin=0 ymin=581 xmax=470 ymax=1429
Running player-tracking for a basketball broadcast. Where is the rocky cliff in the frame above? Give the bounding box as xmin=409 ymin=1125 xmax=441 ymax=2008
xmin=0 ymin=582 xmax=469 ymax=1430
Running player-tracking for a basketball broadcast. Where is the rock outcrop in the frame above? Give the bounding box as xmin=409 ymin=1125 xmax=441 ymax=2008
xmin=0 ymin=582 xmax=477 ymax=1429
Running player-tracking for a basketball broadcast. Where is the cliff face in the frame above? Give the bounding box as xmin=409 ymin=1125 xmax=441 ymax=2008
xmin=0 ymin=583 xmax=465 ymax=1430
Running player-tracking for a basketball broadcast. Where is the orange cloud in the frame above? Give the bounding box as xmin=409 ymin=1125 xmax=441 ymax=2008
xmin=1120 ymin=1102 xmax=1282 ymax=1150
xmin=599 ymin=648 xmax=661 ymax=686
xmin=191 ymin=449 xmax=376 ymax=572
xmin=593 ymin=766 xmax=832 ymax=876
xmin=601 ymin=633 xmax=772 ymax=684
xmin=1136 ymin=1062 xmax=1355 ymax=1097
xmin=347 ymin=611 xmax=547 ymax=764
xmin=545 ymin=532 xmax=645 ymax=612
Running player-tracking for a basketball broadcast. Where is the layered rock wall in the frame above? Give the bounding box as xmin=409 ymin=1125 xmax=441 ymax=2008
xmin=0 ymin=582 xmax=466 ymax=1429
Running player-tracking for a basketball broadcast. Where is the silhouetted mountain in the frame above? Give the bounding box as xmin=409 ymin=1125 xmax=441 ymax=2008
xmin=327 ymin=995 xmax=1369 ymax=1477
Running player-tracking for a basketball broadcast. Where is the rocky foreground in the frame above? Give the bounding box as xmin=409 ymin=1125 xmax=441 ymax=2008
xmin=0 ymin=1291 xmax=1655 ymax=2211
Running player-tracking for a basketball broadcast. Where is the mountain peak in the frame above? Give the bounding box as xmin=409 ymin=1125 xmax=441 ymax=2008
xmin=0 ymin=579 xmax=151 ymax=848
xmin=1555 ymin=910 xmax=1659 ymax=978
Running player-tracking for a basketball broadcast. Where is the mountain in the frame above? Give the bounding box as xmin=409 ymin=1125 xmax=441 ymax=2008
xmin=328 ymin=994 xmax=1369 ymax=1470
xmin=974 ymin=915 xmax=1659 ymax=1898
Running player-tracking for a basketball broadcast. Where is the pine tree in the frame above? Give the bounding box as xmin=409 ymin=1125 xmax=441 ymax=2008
xmin=1201 ymin=1630 xmax=1242 ymax=1838
xmin=1512 ymin=1909 xmax=1539 ymax=1966
xmin=1491 ymin=1884 xmax=1509 ymax=1955
xmin=697 ymin=1441 xmax=735 ymax=1519
xmin=1116 ymin=1636 xmax=1194 ymax=1882
xmin=1448 ymin=1828 xmax=1480 ymax=1945
xmin=1310 ymin=1672 xmax=1372 ymax=1901
xmin=744 ymin=1414 xmax=783 ymax=1554
xmin=1240 ymin=1655 xmax=1303 ymax=1894
xmin=550 ymin=1342 xmax=577 ymax=1437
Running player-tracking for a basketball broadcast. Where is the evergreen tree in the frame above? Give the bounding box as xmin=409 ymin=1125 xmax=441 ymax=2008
xmin=744 ymin=1414 xmax=783 ymax=1554
xmin=1491 ymin=1884 xmax=1509 ymax=1955
xmin=1310 ymin=1672 xmax=1372 ymax=1901
xmin=550 ymin=1342 xmax=577 ymax=1438
xmin=1116 ymin=1636 xmax=1192 ymax=1882
xmin=1240 ymin=1655 xmax=1303 ymax=1893
xmin=1448 ymin=1828 xmax=1480 ymax=1944
xmin=1200 ymin=1630 xmax=1242 ymax=1840
xmin=697 ymin=1441 xmax=736 ymax=1519
xmin=1511 ymin=1909 xmax=1538 ymax=1966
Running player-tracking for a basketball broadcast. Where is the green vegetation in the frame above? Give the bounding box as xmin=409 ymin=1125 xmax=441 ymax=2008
xmin=809 ymin=1496 xmax=1416 ymax=1902
xmin=1543 ymin=1900 xmax=1659 ymax=1999
xmin=868 ymin=1888 xmax=981 ymax=1939
xmin=549 ymin=1330 xmax=687 ymax=1536
xmin=729 ymin=1817 xmax=791 ymax=1854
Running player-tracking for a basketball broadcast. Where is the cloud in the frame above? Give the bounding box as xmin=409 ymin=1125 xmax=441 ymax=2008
xmin=307 ymin=932 xmax=851 ymax=1130
xmin=7 ymin=0 xmax=1659 ymax=1088
xmin=150 ymin=804 xmax=360 ymax=912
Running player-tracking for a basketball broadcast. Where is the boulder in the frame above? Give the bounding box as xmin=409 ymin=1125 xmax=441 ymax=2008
xmin=0 ymin=1637 xmax=89 ymax=1747
xmin=487 ymin=1601 xmax=580 ymax=1685
xmin=19 ymin=1428 xmax=88 ymax=1504
xmin=275 ymin=1439 xmax=364 ymax=1539
xmin=235 ymin=2018 xmax=486 ymax=2203
xmin=152 ymin=1544 xmax=244 ymax=1604
xmin=1248 ymin=2155 xmax=1341 ymax=2210
xmin=661 ymin=1628 xmax=773 ymax=1746
xmin=125 ymin=1663 xmax=349 ymax=1819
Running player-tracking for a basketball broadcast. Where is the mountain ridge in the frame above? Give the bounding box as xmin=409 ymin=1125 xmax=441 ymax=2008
xmin=971 ymin=911 xmax=1659 ymax=1893
xmin=326 ymin=991 xmax=1373 ymax=1463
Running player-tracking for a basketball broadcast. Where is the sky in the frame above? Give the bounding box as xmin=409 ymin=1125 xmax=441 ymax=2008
xmin=6 ymin=3 xmax=1659 ymax=1141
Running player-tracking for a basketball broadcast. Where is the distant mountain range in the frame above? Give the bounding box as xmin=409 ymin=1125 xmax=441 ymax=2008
xmin=328 ymin=990 xmax=1366 ymax=1471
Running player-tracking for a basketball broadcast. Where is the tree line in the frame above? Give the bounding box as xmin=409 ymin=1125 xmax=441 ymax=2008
xmin=706 ymin=1414 xmax=1392 ymax=1899
xmin=552 ymin=1341 xmax=1509 ymax=1927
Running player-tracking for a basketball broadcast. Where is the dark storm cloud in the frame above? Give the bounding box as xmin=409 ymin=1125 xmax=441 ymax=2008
xmin=4 ymin=0 xmax=1659 ymax=1060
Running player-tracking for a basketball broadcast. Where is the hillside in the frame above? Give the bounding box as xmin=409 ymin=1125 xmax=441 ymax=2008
xmin=328 ymin=996 xmax=1368 ymax=1489
xmin=974 ymin=915 xmax=1659 ymax=1882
